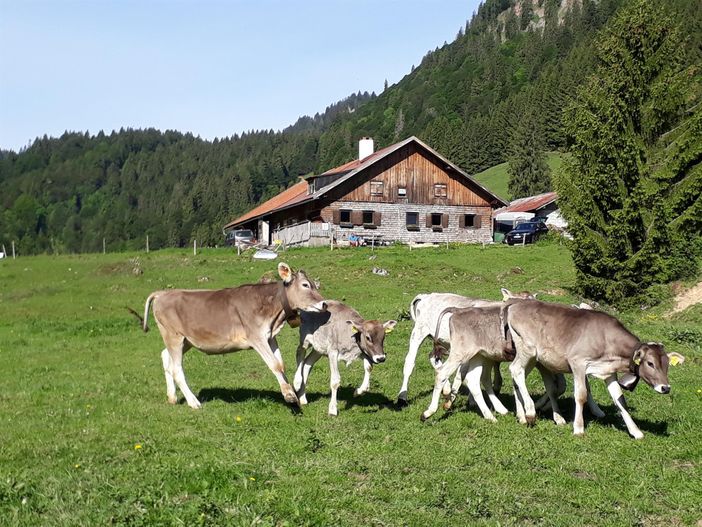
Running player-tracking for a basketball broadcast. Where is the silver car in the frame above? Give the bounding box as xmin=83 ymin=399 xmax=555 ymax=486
xmin=225 ymin=229 xmax=255 ymax=247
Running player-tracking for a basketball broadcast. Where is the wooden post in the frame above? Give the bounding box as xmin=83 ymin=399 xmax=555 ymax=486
xmin=2 ymin=244 xmax=6 ymax=258
xmin=103 ymin=238 xmax=106 ymax=254
xmin=146 ymin=235 xmax=149 ymax=253
xmin=193 ymin=239 xmax=197 ymax=256
xmin=12 ymin=241 xmax=16 ymax=259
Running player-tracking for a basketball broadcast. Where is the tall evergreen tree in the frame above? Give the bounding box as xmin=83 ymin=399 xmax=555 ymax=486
xmin=554 ymin=0 xmax=702 ymax=305
xmin=507 ymin=111 xmax=551 ymax=199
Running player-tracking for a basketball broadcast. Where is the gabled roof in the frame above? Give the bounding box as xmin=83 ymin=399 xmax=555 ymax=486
xmin=499 ymin=192 xmax=558 ymax=214
xmin=223 ymin=136 xmax=508 ymax=230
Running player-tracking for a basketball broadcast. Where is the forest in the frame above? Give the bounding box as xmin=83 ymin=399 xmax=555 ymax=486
xmin=0 ymin=0 xmax=699 ymax=255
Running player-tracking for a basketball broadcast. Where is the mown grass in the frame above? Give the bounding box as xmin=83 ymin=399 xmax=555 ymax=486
xmin=473 ymin=152 xmax=565 ymax=201
xmin=1 ymin=242 xmax=700 ymax=526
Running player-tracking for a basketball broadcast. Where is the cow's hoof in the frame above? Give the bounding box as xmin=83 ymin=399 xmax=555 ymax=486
xmin=442 ymin=401 xmax=453 ymax=411
xmin=298 ymin=395 xmax=308 ymax=406
xmin=328 ymin=411 xmax=338 ymax=417
xmin=167 ymin=396 xmax=177 ymax=405
xmin=631 ymin=431 xmax=644 ymax=440
xmin=284 ymin=393 xmax=300 ymax=406
xmin=396 ymin=398 xmax=409 ymax=409
xmin=590 ymin=408 xmax=606 ymax=419
xmin=188 ymin=401 xmax=202 ymax=410
xmin=353 ymin=389 xmax=365 ymax=397
xmin=525 ymin=415 xmax=536 ymax=427
xmin=553 ymin=414 xmax=567 ymax=426
xmin=420 ymin=413 xmax=430 ymax=422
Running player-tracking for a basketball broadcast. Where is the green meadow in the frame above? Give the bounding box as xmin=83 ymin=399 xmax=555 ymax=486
xmin=1 ymin=242 xmax=700 ymax=526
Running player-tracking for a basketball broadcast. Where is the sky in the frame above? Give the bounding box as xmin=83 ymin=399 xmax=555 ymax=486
xmin=0 ymin=0 xmax=481 ymax=152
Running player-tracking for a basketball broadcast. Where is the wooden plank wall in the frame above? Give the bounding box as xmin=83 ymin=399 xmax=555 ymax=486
xmin=334 ymin=143 xmax=491 ymax=207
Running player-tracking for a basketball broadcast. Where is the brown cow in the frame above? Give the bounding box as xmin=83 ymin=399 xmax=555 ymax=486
xmin=507 ymin=300 xmax=685 ymax=438
xmin=134 ymin=262 xmax=326 ymax=408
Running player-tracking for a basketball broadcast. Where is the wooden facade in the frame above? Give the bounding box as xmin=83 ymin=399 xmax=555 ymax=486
xmin=225 ymin=136 xmax=506 ymax=245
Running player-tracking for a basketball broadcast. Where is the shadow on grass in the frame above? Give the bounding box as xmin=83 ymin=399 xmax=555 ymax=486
xmin=338 ymin=386 xmax=395 ymax=413
xmin=194 ymin=387 xmax=306 ymax=414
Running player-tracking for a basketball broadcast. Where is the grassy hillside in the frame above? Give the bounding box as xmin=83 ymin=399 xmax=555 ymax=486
xmin=473 ymin=152 xmax=565 ymax=201
xmin=1 ymin=244 xmax=700 ymax=526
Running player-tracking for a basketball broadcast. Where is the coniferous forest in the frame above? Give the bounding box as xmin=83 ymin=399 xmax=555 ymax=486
xmin=1 ymin=0 xmax=700 ymax=257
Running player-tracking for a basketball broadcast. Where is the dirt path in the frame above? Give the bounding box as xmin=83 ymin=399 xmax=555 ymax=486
xmin=672 ymin=281 xmax=702 ymax=313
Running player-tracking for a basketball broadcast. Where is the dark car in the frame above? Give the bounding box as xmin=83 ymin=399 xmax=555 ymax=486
xmin=504 ymin=221 xmax=548 ymax=245
xmin=225 ymin=229 xmax=255 ymax=247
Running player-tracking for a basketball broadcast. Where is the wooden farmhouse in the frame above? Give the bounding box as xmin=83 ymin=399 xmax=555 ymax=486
xmin=223 ymin=136 xmax=508 ymax=247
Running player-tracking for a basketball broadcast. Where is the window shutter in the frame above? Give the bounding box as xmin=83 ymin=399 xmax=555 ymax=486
xmin=474 ymin=215 xmax=482 ymax=228
xmin=459 ymin=214 xmax=466 ymax=228
xmin=373 ymin=211 xmax=382 ymax=226
xmin=351 ymin=210 xmax=363 ymax=225
xmin=332 ymin=209 xmax=340 ymax=225
xmin=442 ymin=214 xmax=449 ymax=228
xmin=426 ymin=214 xmax=432 ymax=228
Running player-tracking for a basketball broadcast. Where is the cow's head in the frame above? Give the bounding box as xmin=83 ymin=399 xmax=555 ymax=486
xmin=278 ymin=262 xmax=327 ymax=313
xmin=347 ymin=319 xmax=397 ymax=364
xmin=501 ymin=288 xmax=536 ymax=301
xmin=620 ymin=342 xmax=685 ymax=394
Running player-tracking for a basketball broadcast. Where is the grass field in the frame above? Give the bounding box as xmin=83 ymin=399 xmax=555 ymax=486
xmin=1 ymin=242 xmax=701 ymax=526
xmin=473 ymin=152 xmax=565 ymax=201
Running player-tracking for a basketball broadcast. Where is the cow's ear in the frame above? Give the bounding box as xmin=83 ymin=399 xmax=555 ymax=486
xmin=384 ymin=320 xmax=397 ymax=333
xmin=277 ymin=262 xmax=293 ymax=283
xmin=667 ymin=352 xmax=685 ymax=366
xmin=346 ymin=320 xmax=360 ymax=334
xmin=532 ymin=292 xmax=538 ymax=299
xmin=633 ymin=347 xmax=644 ymax=365
xmin=501 ymin=288 xmax=511 ymax=300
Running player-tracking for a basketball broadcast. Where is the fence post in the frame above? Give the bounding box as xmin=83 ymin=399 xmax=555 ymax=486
xmin=193 ymin=239 xmax=197 ymax=256
xmin=103 ymin=238 xmax=106 ymax=254
xmin=12 ymin=241 xmax=16 ymax=259
xmin=146 ymin=235 xmax=149 ymax=253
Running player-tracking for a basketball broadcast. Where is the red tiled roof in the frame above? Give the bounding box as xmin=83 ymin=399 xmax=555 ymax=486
xmin=223 ymin=180 xmax=310 ymax=229
xmin=502 ymin=192 xmax=558 ymax=213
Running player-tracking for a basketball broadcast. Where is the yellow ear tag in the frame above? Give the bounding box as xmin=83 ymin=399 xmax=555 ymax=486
xmin=670 ymin=355 xmax=680 ymax=366
xmin=385 ymin=327 xmax=394 ymax=334
xmin=633 ymin=357 xmax=641 ymax=365
xmin=350 ymin=325 xmax=359 ymax=334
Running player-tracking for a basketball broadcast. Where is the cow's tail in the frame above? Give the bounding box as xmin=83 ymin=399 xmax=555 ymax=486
xmin=432 ymin=307 xmax=458 ymax=359
xmin=500 ymin=303 xmax=516 ymax=360
xmin=126 ymin=292 xmax=157 ymax=333
xmin=409 ymin=295 xmax=424 ymax=322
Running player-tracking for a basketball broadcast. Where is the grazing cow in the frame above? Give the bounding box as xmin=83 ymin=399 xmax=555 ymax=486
xmin=133 ymin=262 xmax=326 ymax=409
xmin=293 ymin=300 xmax=396 ymax=416
xmin=420 ymin=304 xmax=516 ymax=422
xmin=396 ymin=289 xmax=533 ymax=407
xmin=507 ymin=300 xmax=685 ymax=438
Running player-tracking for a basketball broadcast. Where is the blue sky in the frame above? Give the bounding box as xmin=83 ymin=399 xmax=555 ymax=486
xmin=0 ymin=0 xmax=481 ymax=151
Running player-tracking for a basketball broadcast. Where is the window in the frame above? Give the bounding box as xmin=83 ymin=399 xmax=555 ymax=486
xmin=362 ymin=210 xmax=373 ymax=224
xmin=461 ymin=214 xmax=481 ymax=229
xmin=431 ymin=213 xmax=442 ymax=227
xmin=340 ymin=209 xmax=351 ymax=224
xmin=406 ymin=211 xmax=419 ymax=231
xmin=370 ymin=180 xmax=384 ymax=196
xmin=398 ymin=187 xmax=407 ymax=197
xmin=434 ymin=183 xmax=447 ymax=198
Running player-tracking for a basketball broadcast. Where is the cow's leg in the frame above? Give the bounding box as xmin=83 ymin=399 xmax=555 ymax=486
xmin=605 ymin=374 xmax=643 ymax=439
xmin=443 ymin=362 xmax=468 ymax=411
xmin=397 ymin=327 xmax=427 ymax=406
xmin=538 ymin=366 xmax=566 ymax=426
xmin=161 ymin=348 xmax=177 ymax=405
xmin=421 ymin=355 xmax=462 ymax=421
xmin=354 ymin=357 xmax=373 ymax=396
xmin=296 ymin=349 xmax=323 ymax=405
xmin=586 ymin=377 xmax=605 ymax=418
xmin=292 ymin=341 xmax=310 ymax=393
xmin=492 ymin=362 xmax=503 ymax=394
xmin=535 ymin=372 xmax=566 ymax=410
xmin=465 ymin=356 xmax=496 ymax=421
xmin=510 ymin=353 xmax=537 ymax=426
xmin=328 ymin=350 xmax=341 ymax=416
xmin=481 ymin=359 xmax=509 ymax=415
xmin=162 ymin=336 xmax=200 ymax=410
xmin=572 ymin=369 xmax=589 ymax=436
xmin=249 ymin=339 xmax=298 ymax=406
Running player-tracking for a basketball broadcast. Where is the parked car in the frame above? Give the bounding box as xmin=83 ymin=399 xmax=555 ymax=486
xmin=504 ymin=221 xmax=548 ymax=245
xmin=225 ymin=229 xmax=256 ymax=247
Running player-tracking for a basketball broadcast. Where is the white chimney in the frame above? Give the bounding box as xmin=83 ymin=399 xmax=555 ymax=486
xmin=359 ymin=137 xmax=374 ymax=160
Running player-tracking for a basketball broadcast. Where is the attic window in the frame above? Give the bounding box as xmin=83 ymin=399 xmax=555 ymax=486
xmin=434 ymin=183 xmax=447 ymax=198
xmin=370 ymin=180 xmax=384 ymax=196
xmin=398 ymin=187 xmax=407 ymax=197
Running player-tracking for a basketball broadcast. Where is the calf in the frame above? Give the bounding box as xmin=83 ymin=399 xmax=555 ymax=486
xmin=132 ymin=262 xmax=326 ymax=409
xmin=507 ymin=300 xmax=685 ymax=438
xmin=420 ymin=304 xmax=515 ymax=422
xmin=293 ymin=300 xmax=396 ymax=416
xmin=396 ymin=289 xmax=533 ymax=406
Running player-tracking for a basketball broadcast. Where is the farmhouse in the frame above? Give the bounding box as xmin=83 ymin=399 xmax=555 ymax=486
xmin=223 ymin=137 xmax=507 ymax=247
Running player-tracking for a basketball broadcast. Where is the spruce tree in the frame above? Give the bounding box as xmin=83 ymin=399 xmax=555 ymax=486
xmin=507 ymin=111 xmax=551 ymax=199
xmin=554 ymin=0 xmax=701 ymax=305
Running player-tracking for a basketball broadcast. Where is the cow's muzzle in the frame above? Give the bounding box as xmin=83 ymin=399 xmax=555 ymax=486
xmin=373 ymin=355 xmax=386 ymax=364
xmin=654 ymin=384 xmax=670 ymax=394
xmin=304 ymin=301 xmax=327 ymax=313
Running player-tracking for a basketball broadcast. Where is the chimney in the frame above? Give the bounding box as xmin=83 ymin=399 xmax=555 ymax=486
xmin=359 ymin=137 xmax=374 ymax=160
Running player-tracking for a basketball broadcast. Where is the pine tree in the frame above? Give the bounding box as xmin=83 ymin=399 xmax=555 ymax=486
xmin=507 ymin=111 xmax=551 ymax=199
xmin=554 ymin=0 xmax=701 ymax=305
